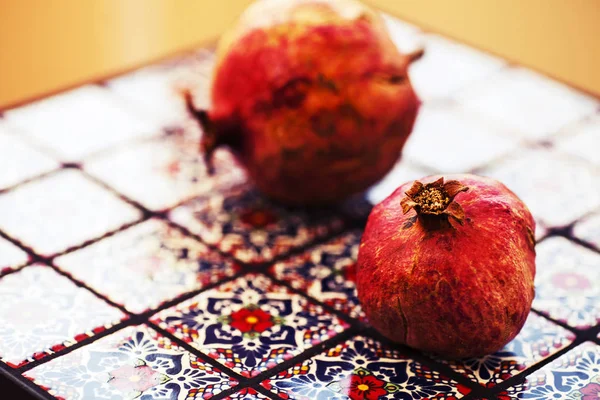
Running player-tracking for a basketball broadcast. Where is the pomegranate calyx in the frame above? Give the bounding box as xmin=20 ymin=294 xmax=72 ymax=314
xmin=401 ymin=178 xmax=469 ymax=226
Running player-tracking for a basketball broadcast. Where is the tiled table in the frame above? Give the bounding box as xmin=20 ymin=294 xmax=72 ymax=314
xmin=0 ymin=14 xmax=599 ymax=400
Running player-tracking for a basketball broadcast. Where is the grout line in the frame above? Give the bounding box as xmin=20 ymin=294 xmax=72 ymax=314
xmin=0 ymin=363 xmax=56 ymax=400
xmin=0 ymin=168 xmax=62 ymax=196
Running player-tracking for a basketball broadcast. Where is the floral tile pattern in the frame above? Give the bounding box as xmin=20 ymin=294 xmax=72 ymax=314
xmin=85 ymin=133 xmax=246 ymax=211
xmin=459 ymin=68 xmax=599 ymax=140
xmin=270 ymin=231 xmax=366 ymax=322
xmin=533 ymin=237 xmax=600 ymax=329
xmin=505 ymin=341 xmax=600 ymax=399
xmin=152 ymin=274 xmax=349 ymax=378
xmin=3 ymin=85 xmax=157 ymax=161
xmin=0 ymin=237 xmax=29 ymax=275
xmin=24 ymin=324 xmax=237 ymax=399
xmin=262 ymin=335 xmax=469 ymax=400
xmin=0 ymin=126 xmax=58 ymax=191
xmin=573 ymin=212 xmax=600 ymax=250
xmin=481 ymin=149 xmax=600 ymax=227
xmin=169 ymin=185 xmax=345 ymax=263
xmin=403 ymin=104 xmax=518 ymax=173
xmin=226 ymin=387 xmax=270 ymax=399
xmin=0 ymin=265 xmax=125 ymax=368
xmin=0 ymin=170 xmax=142 ymax=256
xmin=442 ymin=313 xmax=575 ymax=387
xmin=55 ymin=219 xmax=240 ymax=314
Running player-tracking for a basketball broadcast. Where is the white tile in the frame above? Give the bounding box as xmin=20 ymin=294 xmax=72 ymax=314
xmin=403 ymin=104 xmax=518 ymax=173
xmin=0 ymin=170 xmax=141 ymax=256
xmin=0 ymin=125 xmax=58 ymax=190
xmin=556 ymin=114 xmax=600 ymax=167
xmin=573 ymin=212 xmax=600 ymax=249
xmin=0 ymin=237 xmax=28 ymax=271
xmin=4 ymin=86 xmax=157 ymax=161
xmin=482 ymin=149 xmax=600 ymax=227
xmin=460 ymin=68 xmax=599 ymax=139
xmin=409 ymin=34 xmax=505 ymax=101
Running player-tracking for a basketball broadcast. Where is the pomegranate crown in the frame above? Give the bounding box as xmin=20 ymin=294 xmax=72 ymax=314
xmin=401 ymin=177 xmax=469 ymax=224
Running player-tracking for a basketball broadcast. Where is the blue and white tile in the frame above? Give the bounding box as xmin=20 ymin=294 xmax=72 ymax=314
xmin=55 ymin=219 xmax=240 ymax=314
xmin=0 ymin=264 xmax=126 ymax=368
xmin=459 ymin=67 xmax=599 ymax=140
xmin=533 ymin=237 xmax=600 ymax=329
xmin=152 ymin=274 xmax=349 ymax=378
xmin=573 ymin=212 xmax=600 ymax=250
xmin=262 ymin=335 xmax=469 ymax=400
xmin=25 ymin=324 xmax=238 ymax=399
xmin=0 ymin=170 xmax=141 ymax=256
xmin=481 ymin=149 xmax=600 ymax=228
xmin=4 ymin=85 xmax=157 ymax=161
xmin=506 ymin=341 xmax=600 ymax=399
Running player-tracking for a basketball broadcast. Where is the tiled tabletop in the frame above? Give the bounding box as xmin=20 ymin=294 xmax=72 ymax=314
xmin=0 ymin=13 xmax=599 ymax=400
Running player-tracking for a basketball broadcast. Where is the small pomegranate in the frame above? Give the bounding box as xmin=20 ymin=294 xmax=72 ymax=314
xmin=356 ymin=174 xmax=536 ymax=359
xmin=185 ymin=0 xmax=421 ymax=205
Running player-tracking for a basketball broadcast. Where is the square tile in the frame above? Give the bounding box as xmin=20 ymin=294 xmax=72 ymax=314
xmin=409 ymin=34 xmax=506 ymax=101
xmin=55 ymin=219 xmax=240 ymax=314
xmin=0 ymin=170 xmax=142 ymax=256
xmin=0 ymin=237 xmax=29 ymax=275
xmin=262 ymin=335 xmax=469 ymax=400
xmin=24 ymin=324 xmax=238 ymax=399
xmin=460 ymin=68 xmax=599 ymax=139
xmin=169 ymin=185 xmax=345 ymax=263
xmin=151 ymin=274 xmax=349 ymax=378
xmin=4 ymin=85 xmax=157 ymax=161
xmin=403 ymin=104 xmax=518 ymax=173
xmin=533 ymin=237 xmax=600 ymax=329
xmin=0 ymin=126 xmax=58 ymax=191
xmin=481 ymin=149 xmax=600 ymax=227
xmin=505 ymin=341 xmax=600 ymax=399
xmin=85 ymin=133 xmax=246 ymax=211
xmin=556 ymin=115 xmax=600 ymax=167
xmin=270 ymin=231 xmax=366 ymax=321
xmin=574 ymin=212 xmax=600 ymax=249
xmin=367 ymin=161 xmax=432 ymax=205
xmin=0 ymin=264 xmax=126 ymax=368
xmin=442 ymin=312 xmax=575 ymax=387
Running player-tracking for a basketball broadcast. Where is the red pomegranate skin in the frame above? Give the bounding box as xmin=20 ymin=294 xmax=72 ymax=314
xmin=356 ymin=174 xmax=536 ymax=359
xmin=192 ymin=0 xmax=420 ymax=205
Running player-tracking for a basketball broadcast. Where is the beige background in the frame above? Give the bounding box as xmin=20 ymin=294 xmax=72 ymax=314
xmin=1 ymin=0 xmax=599 ymax=109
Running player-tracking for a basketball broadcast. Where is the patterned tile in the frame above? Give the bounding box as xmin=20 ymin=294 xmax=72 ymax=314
xmin=262 ymin=335 xmax=469 ymax=400
xmin=169 ymin=185 xmax=345 ymax=263
xmin=367 ymin=160 xmax=432 ymax=205
xmin=0 ymin=170 xmax=141 ymax=256
xmin=152 ymin=274 xmax=349 ymax=378
xmin=270 ymin=231 xmax=365 ymax=322
xmin=442 ymin=312 xmax=575 ymax=387
xmin=403 ymin=104 xmax=518 ymax=173
xmin=0 ymin=237 xmax=29 ymax=275
xmin=55 ymin=219 xmax=240 ymax=314
xmin=505 ymin=341 xmax=600 ymax=399
xmin=0 ymin=264 xmax=125 ymax=368
xmin=24 ymin=324 xmax=237 ymax=399
xmin=460 ymin=68 xmax=599 ymax=140
xmin=481 ymin=149 xmax=600 ymax=227
xmin=85 ymin=133 xmax=246 ymax=211
xmin=573 ymin=212 xmax=600 ymax=249
xmin=534 ymin=237 xmax=600 ymax=329
xmin=226 ymin=387 xmax=270 ymax=399
xmin=4 ymin=85 xmax=156 ymax=161
xmin=0 ymin=125 xmax=58 ymax=190
xmin=409 ymin=34 xmax=505 ymax=101
xmin=556 ymin=115 xmax=600 ymax=167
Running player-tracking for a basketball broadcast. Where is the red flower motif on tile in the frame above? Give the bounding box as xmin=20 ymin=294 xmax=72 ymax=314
xmin=551 ymin=272 xmax=592 ymax=291
xmin=581 ymin=382 xmax=600 ymax=400
xmin=108 ymin=364 xmax=165 ymax=394
xmin=341 ymin=374 xmax=388 ymax=400
xmin=239 ymin=209 xmax=278 ymax=228
xmin=230 ymin=307 xmax=274 ymax=333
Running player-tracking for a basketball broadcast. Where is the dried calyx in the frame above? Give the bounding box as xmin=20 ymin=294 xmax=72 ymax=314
xmin=401 ymin=177 xmax=469 ymax=227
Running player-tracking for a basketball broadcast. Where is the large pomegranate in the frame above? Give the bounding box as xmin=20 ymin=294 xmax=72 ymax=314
xmin=185 ymin=0 xmax=421 ymax=205
xmin=356 ymin=175 xmax=536 ymax=359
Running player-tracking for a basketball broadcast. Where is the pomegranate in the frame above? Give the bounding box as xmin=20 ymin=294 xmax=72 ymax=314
xmin=356 ymin=175 xmax=536 ymax=359
xmin=185 ymin=0 xmax=421 ymax=205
